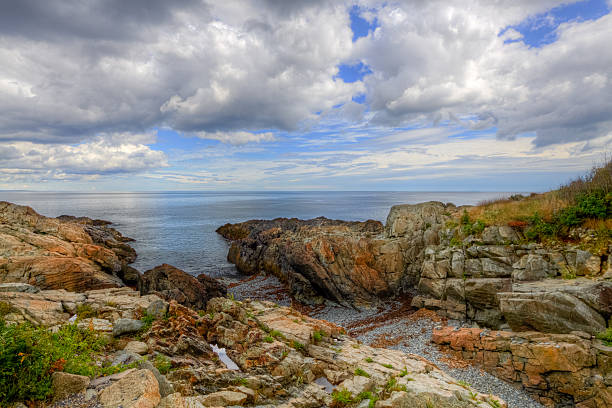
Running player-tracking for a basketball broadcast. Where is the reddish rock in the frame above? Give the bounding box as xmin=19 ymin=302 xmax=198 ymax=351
xmin=432 ymin=326 xmax=611 ymax=407
xmin=0 ymin=201 xmax=136 ymax=292
xmin=139 ymin=264 xmax=226 ymax=311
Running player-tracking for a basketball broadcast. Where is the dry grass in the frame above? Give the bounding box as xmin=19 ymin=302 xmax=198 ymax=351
xmin=468 ymin=157 xmax=611 ymax=227
xmin=558 ymin=156 xmax=612 ymax=201
xmin=468 ymin=192 xmax=569 ymax=226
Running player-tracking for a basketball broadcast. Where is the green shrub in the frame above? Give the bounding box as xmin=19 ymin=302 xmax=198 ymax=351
xmin=139 ymin=313 xmax=155 ymax=332
xmin=263 ymin=336 xmax=274 ymax=343
xmin=331 ymin=389 xmax=353 ymax=407
xmin=0 ymin=301 xmax=12 ymax=318
xmin=153 ymin=354 xmax=172 ymax=374
xmin=0 ymin=320 xmax=128 ymax=404
xmin=576 ymin=191 xmax=610 ymax=219
xmin=596 ymin=327 xmax=612 ymax=346
xmin=525 ymin=212 xmax=557 ymax=241
xmin=354 ymin=367 xmax=370 ymax=378
xmin=312 ymin=330 xmax=324 ymax=343
xmin=365 ymin=357 xmax=373 ymax=363
xmin=557 ymin=206 xmax=583 ymax=227
xmin=75 ymin=304 xmax=97 ymax=319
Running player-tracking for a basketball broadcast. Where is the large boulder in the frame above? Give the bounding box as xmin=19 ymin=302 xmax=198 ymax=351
xmin=499 ymin=291 xmax=606 ymax=335
xmin=139 ymin=264 xmax=226 ymax=311
xmin=51 ymin=372 xmax=90 ymax=401
xmin=98 ymin=369 xmax=161 ymax=408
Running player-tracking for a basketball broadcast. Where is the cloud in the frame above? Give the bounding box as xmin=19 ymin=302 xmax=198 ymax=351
xmin=353 ymin=0 xmax=612 ymax=145
xmin=0 ymin=0 xmax=360 ymax=145
xmin=0 ymin=134 xmax=167 ymax=184
xmin=196 ymin=131 xmax=276 ymax=145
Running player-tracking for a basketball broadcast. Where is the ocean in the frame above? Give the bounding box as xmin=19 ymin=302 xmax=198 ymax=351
xmin=1 ymin=191 xmax=516 ymax=278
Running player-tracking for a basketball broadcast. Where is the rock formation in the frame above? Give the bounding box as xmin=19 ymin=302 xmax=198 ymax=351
xmin=139 ymin=263 xmax=227 ymax=311
xmin=432 ymin=327 xmax=612 ymax=407
xmin=0 ymin=284 xmax=507 ymax=407
xmin=217 ymin=202 xmax=456 ymax=305
xmin=0 ymin=201 xmax=136 ymax=291
xmin=218 ymin=201 xmax=612 ymax=407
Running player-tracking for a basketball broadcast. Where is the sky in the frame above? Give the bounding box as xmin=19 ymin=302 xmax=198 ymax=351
xmin=0 ymin=0 xmax=611 ymax=192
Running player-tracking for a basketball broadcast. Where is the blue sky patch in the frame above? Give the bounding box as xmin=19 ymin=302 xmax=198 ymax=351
xmin=502 ymin=0 xmax=610 ymax=47
xmin=349 ymin=5 xmax=378 ymax=41
xmin=336 ymin=61 xmax=372 ymax=83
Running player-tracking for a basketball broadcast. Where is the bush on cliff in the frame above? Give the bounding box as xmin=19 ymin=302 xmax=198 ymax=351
xmin=0 ymin=319 xmax=129 ymax=404
xmin=469 ymin=158 xmax=612 ymax=245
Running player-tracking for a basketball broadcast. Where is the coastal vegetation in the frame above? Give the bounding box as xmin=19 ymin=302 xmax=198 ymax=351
xmin=463 ymin=158 xmax=612 ymax=249
xmin=0 ymin=319 xmax=134 ymax=404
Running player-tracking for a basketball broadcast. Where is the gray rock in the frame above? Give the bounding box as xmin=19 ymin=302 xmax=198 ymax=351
xmin=112 ymin=318 xmax=144 ymax=337
xmin=512 ymin=254 xmax=556 ymax=281
xmin=124 ymin=340 xmax=149 ymax=355
xmin=481 ymin=226 xmax=521 ymax=244
xmin=51 ymin=371 xmax=90 ymax=401
xmin=417 ymin=278 xmax=446 ymax=300
xmin=0 ymin=283 xmax=40 ymax=293
xmin=112 ymin=350 xmax=142 ymax=367
xmin=464 ymin=278 xmax=511 ymax=309
xmin=146 ymin=299 xmax=169 ymax=319
xmin=499 ymin=291 xmax=606 ymax=335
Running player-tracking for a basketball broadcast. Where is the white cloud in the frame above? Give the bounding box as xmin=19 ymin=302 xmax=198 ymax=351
xmin=196 ymin=131 xmax=275 ymax=145
xmin=353 ymin=1 xmax=612 ymax=145
xmin=0 ymin=134 xmax=167 ymax=184
xmin=0 ymin=0 xmax=361 ymax=144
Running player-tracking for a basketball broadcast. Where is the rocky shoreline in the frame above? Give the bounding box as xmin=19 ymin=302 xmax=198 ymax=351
xmin=1 ymin=200 xmax=610 ymax=407
xmin=219 ymin=201 xmax=611 ymax=407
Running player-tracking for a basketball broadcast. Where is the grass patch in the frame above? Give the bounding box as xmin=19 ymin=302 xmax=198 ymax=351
xmin=312 ymin=330 xmax=324 ymax=343
xmin=365 ymin=357 xmax=373 ymax=363
xmin=596 ymin=327 xmax=612 ymax=346
xmin=269 ymin=329 xmax=285 ymax=340
xmin=0 ymin=320 xmax=132 ymax=404
xmin=153 ymin=354 xmax=172 ymax=374
xmin=263 ymin=336 xmax=274 ymax=343
xmin=331 ymin=389 xmax=353 ymax=407
xmin=0 ymin=301 xmax=13 ymax=318
xmin=380 ymin=363 xmax=393 ymax=369
xmin=233 ymin=377 xmax=248 ymax=386
xmin=354 ymin=367 xmax=370 ymax=378
xmin=384 ymin=376 xmax=407 ymax=393
xmin=291 ymin=340 xmax=305 ymax=352
xmin=139 ymin=312 xmax=156 ymax=333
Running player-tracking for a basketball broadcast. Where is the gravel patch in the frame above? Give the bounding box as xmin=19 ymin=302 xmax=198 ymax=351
xmin=47 ymin=393 xmax=102 ymax=408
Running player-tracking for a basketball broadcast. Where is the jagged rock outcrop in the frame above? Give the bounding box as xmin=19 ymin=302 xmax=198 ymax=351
xmin=217 ymin=202 xmax=456 ymax=305
xmin=433 ymin=327 xmax=612 ymax=407
xmin=139 ymin=264 xmax=227 ymax=311
xmin=1 ymin=284 xmax=506 ymax=408
xmin=411 ymin=228 xmax=611 ymax=334
xmin=0 ymin=201 xmax=137 ymax=291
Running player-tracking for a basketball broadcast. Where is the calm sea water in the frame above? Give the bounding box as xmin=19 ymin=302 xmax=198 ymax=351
xmin=1 ymin=191 xmax=516 ymax=277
